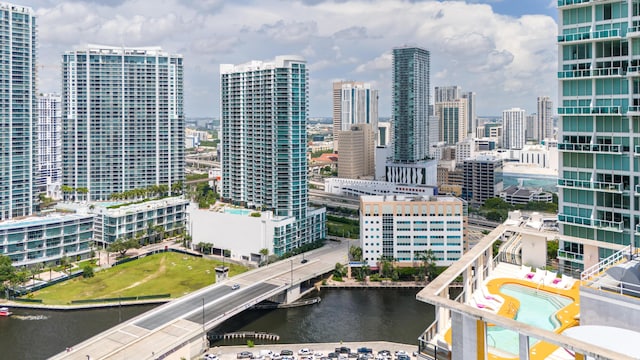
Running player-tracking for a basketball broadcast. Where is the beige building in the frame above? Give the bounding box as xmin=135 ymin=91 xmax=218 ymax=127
xmin=436 ymin=99 xmax=467 ymax=145
xmin=337 ymin=123 xmax=375 ymax=179
xmin=332 ymin=81 xmax=378 ymax=152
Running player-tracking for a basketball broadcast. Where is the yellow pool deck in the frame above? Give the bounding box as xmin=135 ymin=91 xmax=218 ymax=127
xmin=443 ymin=276 xmax=580 ymax=360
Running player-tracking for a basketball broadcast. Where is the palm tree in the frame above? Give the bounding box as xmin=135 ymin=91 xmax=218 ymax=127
xmin=76 ymin=187 xmax=89 ymax=202
xmin=61 ymin=185 xmax=73 ymax=202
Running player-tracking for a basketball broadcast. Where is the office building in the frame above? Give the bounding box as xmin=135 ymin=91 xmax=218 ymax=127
xmin=337 ymin=124 xmax=375 ymax=179
xmin=62 ymin=45 xmax=185 ymax=201
xmin=332 ymin=81 xmax=378 ymax=152
xmin=220 ymin=56 xmax=326 ymax=255
xmin=0 ymin=3 xmax=37 ymax=220
xmin=462 ymin=156 xmax=503 ymax=206
xmin=434 ymin=85 xmax=461 ymax=103
xmin=378 ymin=121 xmax=392 ymax=147
xmin=537 ymin=96 xmax=554 ymax=141
xmin=38 ymin=93 xmax=62 ymax=199
xmin=525 ymin=113 xmax=537 ymax=141
xmin=392 ymin=47 xmax=430 ymax=163
xmin=360 ymin=195 xmax=467 ymax=268
xmin=462 ymin=91 xmax=477 ymax=137
xmin=436 ymin=99 xmax=467 ymax=145
xmin=502 ymin=107 xmax=525 ymax=150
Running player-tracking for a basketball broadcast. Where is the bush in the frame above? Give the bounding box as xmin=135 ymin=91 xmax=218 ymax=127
xmin=247 ymin=340 xmax=255 ymax=348
xmin=82 ymin=265 xmax=95 ymax=278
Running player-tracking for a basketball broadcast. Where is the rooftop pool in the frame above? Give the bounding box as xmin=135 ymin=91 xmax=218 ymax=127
xmin=223 ymin=208 xmax=253 ymax=216
xmin=487 ymin=283 xmax=573 ymax=356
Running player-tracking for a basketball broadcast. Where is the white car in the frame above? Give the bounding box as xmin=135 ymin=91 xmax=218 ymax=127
xmin=299 ymin=349 xmax=313 ymax=356
xmin=231 ymin=283 xmax=240 ymax=290
xmin=204 ymin=354 xmax=219 ymax=360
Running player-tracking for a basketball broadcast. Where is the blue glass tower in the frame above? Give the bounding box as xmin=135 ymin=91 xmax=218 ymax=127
xmin=0 ymin=3 xmax=37 ymax=220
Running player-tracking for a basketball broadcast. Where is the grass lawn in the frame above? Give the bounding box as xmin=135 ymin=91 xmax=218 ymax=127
xmin=28 ymin=252 xmax=247 ymax=305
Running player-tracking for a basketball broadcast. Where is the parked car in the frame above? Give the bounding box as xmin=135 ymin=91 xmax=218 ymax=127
xmin=301 ymin=258 xmax=308 ymax=264
xmin=335 ymin=347 xmax=350 ymax=354
xmin=231 ymin=283 xmax=240 ymax=290
xmin=204 ymin=354 xmax=219 ymax=360
xmin=327 ymin=353 xmax=338 ymax=359
xmin=357 ymin=348 xmax=372 ymax=354
xmin=299 ymin=348 xmax=313 ymax=355
xmin=237 ymin=351 xmax=253 ymax=359
xmin=281 ymin=350 xmax=294 ymax=356
xmin=396 ymin=355 xmax=410 ymax=360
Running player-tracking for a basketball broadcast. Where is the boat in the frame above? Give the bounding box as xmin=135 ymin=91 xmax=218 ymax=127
xmin=0 ymin=307 xmax=12 ymax=317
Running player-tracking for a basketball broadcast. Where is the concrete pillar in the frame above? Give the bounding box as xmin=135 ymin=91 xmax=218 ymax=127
xmin=518 ymin=333 xmax=530 ymax=360
xmin=451 ymin=311 xmax=485 ymax=360
xmin=463 ymin=266 xmax=473 ymax=303
xmin=285 ymin=284 xmax=301 ymax=304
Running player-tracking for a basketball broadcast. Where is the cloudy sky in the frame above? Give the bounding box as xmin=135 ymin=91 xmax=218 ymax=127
xmin=23 ymin=0 xmax=558 ymax=118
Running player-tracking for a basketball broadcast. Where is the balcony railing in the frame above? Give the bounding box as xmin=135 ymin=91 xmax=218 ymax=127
xmin=558 ymin=67 xmax=625 ymax=79
xmin=557 ymin=213 xmax=624 ymax=232
xmin=627 ymin=26 xmax=640 ymax=37
xmin=557 ymin=106 xmax=620 ymax=115
xmin=557 ymin=178 xmax=623 ymax=193
xmin=557 ymin=0 xmax=591 ymax=8
xmin=556 ymin=29 xmax=621 ymax=42
xmin=557 ymin=249 xmax=584 ymax=263
xmin=557 ymin=142 xmax=622 ymax=153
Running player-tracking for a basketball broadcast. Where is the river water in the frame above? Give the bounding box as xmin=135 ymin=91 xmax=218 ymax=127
xmin=1 ymin=288 xmax=434 ymax=359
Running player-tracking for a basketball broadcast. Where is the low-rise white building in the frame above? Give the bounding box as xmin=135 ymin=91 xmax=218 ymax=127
xmin=188 ymin=204 xmax=326 ymax=262
xmin=0 ymin=213 xmax=94 ymax=267
xmin=360 ymin=195 xmax=467 ymax=268
xmin=325 ymin=178 xmax=437 ymax=198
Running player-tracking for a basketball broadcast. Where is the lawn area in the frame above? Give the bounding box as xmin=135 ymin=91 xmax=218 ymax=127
xmin=28 ymin=252 xmax=247 ymax=305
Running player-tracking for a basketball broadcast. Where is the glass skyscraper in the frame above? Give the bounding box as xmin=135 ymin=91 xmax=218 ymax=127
xmin=220 ymin=56 xmax=325 ymax=255
xmin=0 ymin=3 xmax=37 ymax=220
xmin=62 ymin=45 xmax=184 ymax=201
xmin=392 ymin=46 xmax=430 ymax=163
xmin=558 ymin=1 xmax=639 ymax=270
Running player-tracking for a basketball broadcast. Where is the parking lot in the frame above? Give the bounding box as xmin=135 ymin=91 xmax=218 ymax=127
xmin=202 ymin=341 xmax=419 ymax=360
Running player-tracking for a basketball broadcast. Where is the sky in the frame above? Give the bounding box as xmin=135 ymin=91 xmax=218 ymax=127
xmin=21 ymin=0 xmax=559 ymax=118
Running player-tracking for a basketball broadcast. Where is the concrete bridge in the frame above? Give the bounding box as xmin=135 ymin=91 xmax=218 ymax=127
xmin=52 ymin=241 xmax=349 ymax=360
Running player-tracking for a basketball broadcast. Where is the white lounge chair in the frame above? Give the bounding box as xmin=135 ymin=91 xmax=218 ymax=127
xmin=556 ymin=274 xmax=576 ymax=289
xmin=472 ymin=293 xmax=498 ymax=312
xmin=529 ymin=268 xmax=546 ymax=283
xmin=481 ymin=285 xmax=504 ymax=304
xmin=544 ymin=271 xmax=559 ymax=286
xmin=520 ymin=265 xmax=533 ymax=279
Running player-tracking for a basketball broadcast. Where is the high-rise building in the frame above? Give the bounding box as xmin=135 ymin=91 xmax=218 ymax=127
xmin=557 ymin=2 xmax=639 ymax=270
xmin=434 ymin=85 xmax=461 ymax=103
xmin=502 ymin=107 xmax=526 ymax=150
xmin=62 ymin=45 xmax=184 ymax=201
xmin=392 ymin=46 xmax=430 ymax=163
xmin=220 ymin=56 xmax=325 ymax=255
xmin=337 ymin=123 xmax=375 ymax=179
xmin=0 ymin=3 xmax=37 ymax=220
xmin=462 ymin=156 xmax=503 ymax=207
xmin=525 ymin=113 xmax=537 ymax=141
xmin=436 ymin=99 xmax=467 ymax=145
xmin=332 ymin=81 xmax=378 ymax=152
xmin=462 ymin=91 xmax=477 ymax=137
xmin=537 ymin=96 xmax=554 ymax=141
xmin=38 ymin=94 xmax=62 ymax=198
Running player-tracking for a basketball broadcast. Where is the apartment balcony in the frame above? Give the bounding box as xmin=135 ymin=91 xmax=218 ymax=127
xmin=627 ymin=66 xmax=640 ymax=77
xmin=557 ymin=249 xmax=584 ymax=263
xmin=557 ymin=106 xmax=620 ymax=115
xmin=636 ymin=224 xmax=640 ymax=235
xmin=629 ymin=106 xmax=640 ymax=116
xmin=557 ymin=142 xmax=622 ymax=154
xmin=627 ymin=26 xmax=640 ymax=38
xmin=559 ymin=67 xmax=625 ymax=79
xmin=635 ymin=184 xmax=640 ymax=196
xmin=557 ymin=0 xmax=591 ymax=8
xmin=557 ymin=178 xmax=623 ymax=193
xmin=558 ymin=213 xmax=624 ymax=232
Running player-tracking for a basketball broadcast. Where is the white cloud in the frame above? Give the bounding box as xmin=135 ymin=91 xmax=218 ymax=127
xmin=25 ymin=0 xmax=557 ymax=117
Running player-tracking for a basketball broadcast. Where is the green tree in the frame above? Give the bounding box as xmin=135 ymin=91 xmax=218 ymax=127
xmin=417 ymin=250 xmax=437 ymax=281
xmin=107 ymin=237 xmax=141 ymax=257
xmin=349 ymin=246 xmax=363 ymax=262
xmin=547 ymin=239 xmax=559 ymax=262
xmin=82 ymin=264 xmax=94 ymax=278
xmin=61 ymin=185 xmax=74 ymax=202
xmin=76 ymin=187 xmax=89 ymax=202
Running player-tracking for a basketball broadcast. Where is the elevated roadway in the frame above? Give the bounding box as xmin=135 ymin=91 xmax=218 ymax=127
xmin=53 ymin=241 xmax=349 ymax=360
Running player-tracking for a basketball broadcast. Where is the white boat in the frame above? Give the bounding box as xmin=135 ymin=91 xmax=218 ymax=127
xmin=0 ymin=307 xmax=12 ymax=317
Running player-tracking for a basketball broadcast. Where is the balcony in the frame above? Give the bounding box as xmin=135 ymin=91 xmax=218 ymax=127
xmin=558 ymin=67 xmax=625 ymax=79
xmin=557 ymin=142 xmax=622 ymax=154
xmin=627 ymin=26 xmax=640 ymax=38
xmin=557 ymin=249 xmax=584 ymax=263
xmin=557 ymin=178 xmax=623 ymax=193
xmin=557 ymin=106 xmax=620 ymax=116
xmin=558 ymin=214 xmax=624 ymax=232
xmin=558 ymin=0 xmax=591 ymax=8
xmin=636 ymin=224 xmax=640 ymax=235
xmin=628 ymin=66 xmax=640 ymax=77
xmin=628 ymin=106 xmax=640 ymax=115
xmin=636 ymin=184 xmax=640 ymax=196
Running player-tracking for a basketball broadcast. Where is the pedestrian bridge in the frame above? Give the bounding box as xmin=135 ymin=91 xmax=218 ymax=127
xmin=52 ymin=242 xmax=349 ymax=360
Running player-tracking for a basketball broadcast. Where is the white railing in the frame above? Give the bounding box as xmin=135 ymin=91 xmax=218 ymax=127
xmin=581 ymin=244 xmax=631 ymax=281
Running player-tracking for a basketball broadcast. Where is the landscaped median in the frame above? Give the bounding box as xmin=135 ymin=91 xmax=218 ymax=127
xmin=22 ymin=252 xmax=248 ymax=305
